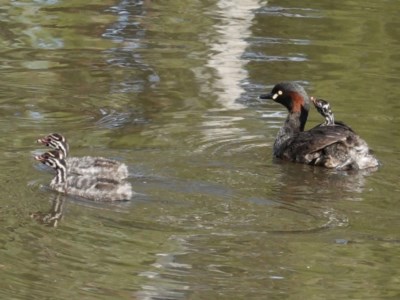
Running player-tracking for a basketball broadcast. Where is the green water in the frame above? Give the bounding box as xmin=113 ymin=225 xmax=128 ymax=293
xmin=0 ymin=0 xmax=399 ymax=299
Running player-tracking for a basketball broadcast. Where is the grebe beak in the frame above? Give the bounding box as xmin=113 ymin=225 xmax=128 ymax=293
xmin=259 ymin=93 xmax=273 ymax=100
xmin=37 ymin=137 xmax=49 ymax=144
xmin=34 ymin=154 xmax=44 ymax=161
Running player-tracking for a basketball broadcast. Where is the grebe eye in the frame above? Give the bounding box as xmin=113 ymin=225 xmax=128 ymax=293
xmin=272 ymin=90 xmax=282 ymax=100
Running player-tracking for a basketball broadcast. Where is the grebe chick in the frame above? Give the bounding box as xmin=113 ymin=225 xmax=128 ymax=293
xmin=35 ymin=150 xmax=132 ymax=201
xmin=311 ymin=97 xmax=355 ymax=132
xmin=311 ymin=97 xmax=334 ymax=125
xmin=37 ymin=133 xmax=129 ymax=181
xmin=259 ymin=82 xmax=379 ymax=170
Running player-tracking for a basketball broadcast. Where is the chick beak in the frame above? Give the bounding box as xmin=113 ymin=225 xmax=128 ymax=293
xmin=34 ymin=154 xmax=44 ymax=161
xmin=310 ymin=96 xmax=316 ymax=104
xmin=36 ymin=137 xmax=49 ymax=145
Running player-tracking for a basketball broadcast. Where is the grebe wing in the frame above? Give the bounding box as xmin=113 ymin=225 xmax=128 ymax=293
xmin=279 ymin=126 xmax=354 ymax=159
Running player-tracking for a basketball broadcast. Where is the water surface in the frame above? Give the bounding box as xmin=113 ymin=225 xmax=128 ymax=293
xmin=1 ymin=0 xmax=400 ymax=299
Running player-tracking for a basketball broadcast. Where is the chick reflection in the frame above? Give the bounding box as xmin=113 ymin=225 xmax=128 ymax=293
xmin=30 ymin=194 xmax=65 ymax=227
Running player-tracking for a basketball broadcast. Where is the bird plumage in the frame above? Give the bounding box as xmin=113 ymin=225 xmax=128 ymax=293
xmin=260 ymin=82 xmax=379 ymax=170
xmin=35 ymin=150 xmax=132 ymax=201
xmin=37 ymin=133 xmax=129 ymax=181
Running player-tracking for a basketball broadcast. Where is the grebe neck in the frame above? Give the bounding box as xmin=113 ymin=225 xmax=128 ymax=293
xmin=56 ymin=141 xmax=69 ymax=159
xmin=273 ymin=107 xmax=308 ymax=155
xmin=51 ymin=160 xmax=67 ymax=186
xmin=326 ymin=112 xmax=335 ymax=125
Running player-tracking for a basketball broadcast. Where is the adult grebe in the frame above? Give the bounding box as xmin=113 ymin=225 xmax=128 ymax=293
xmin=260 ymin=82 xmax=379 ymax=170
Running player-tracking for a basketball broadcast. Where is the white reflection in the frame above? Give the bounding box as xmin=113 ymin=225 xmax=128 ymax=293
xmin=192 ymin=0 xmax=263 ymax=155
xmin=204 ymin=0 xmax=261 ymax=110
xmin=136 ymin=237 xmax=191 ymax=300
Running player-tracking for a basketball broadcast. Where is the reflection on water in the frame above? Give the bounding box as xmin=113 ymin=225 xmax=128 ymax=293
xmin=257 ymin=5 xmax=321 ymax=19
xmin=204 ymin=0 xmax=260 ymax=110
xmin=272 ymin=161 xmax=371 ymax=197
xmin=95 ymin=108 xmax=148 ymax=129
xmin=194 ymin=113 xmax=267 ymax=155
xmin=196 ymin=0 xmax=265 ymax=160
xmin=30 ymin=194 xmax=65 ymax=227
xmin=0 ymin=0 xmax=399 ymax=299
xmin=137 ymin=248 xmax=190 ymax=300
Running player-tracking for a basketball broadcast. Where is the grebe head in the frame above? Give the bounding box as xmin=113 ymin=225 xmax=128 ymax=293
xmin=37 ymin=133 xmax=69 ymax=158
xmin=259 ymin=82 xmax=311 ymax=113
xmin=35 ymin=150 xmax=67 ymax=185
xmin=260 ymin=82 xmax=311 ymax=131
xmin=311 ymin=97 xmax=335 ymax=125
xmin=35 ymin=150 xmax=65 ymax=169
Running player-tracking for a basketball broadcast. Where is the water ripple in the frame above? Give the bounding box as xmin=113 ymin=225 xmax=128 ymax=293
xmin=246 ymin=36 xmax=311 ymax=46
xmin=192 ymin=114 xmax=267 ymax=155
xmin=95 ymin=108 xmax=148 ymax=129
xmin=242 ymin=52 xmax=308 ymax=62
xmin=256 ymin=6 xmax=322 ymax=18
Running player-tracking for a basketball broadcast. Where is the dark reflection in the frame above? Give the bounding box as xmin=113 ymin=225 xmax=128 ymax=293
xmin=102 ymin=0 xmax=158 ymax=87
xmin=30 ymin=194 xmax=65 ymax=227
xmin=272 ymin=160 xmax=376 ymax=201
xmin=103 ymin=0 xmax=148 ymax=41
xmin=97 ymin=0 xmax=160 ymax=129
